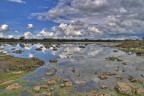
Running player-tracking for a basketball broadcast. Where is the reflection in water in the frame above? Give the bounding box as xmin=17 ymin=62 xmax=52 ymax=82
xmin=0 ymin=43 xmax=144 ymax=91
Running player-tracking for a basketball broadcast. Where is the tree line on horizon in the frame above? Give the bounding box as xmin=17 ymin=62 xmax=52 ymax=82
xmin=0 ymin=36 xmax=143 ymax=42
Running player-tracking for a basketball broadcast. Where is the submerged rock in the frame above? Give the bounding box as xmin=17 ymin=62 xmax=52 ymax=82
xmin=5 ymin=83 xmax=21 ymax=91
xmin=98 ymin=72 xmax=116 ymax=80
xmin=13 ymin=50 xmax=23 ymax=54
xmin=35 ymin=47 xmax=43 ymax=51
xmin=49 ymin=59 xmax=58 ymax=63
xmin=115 ymin=82 xmax=132 ymax=95
xmin=105 ymin=57 xmax=122 ymax=62
xmin=128 ymin=76 xmax=137 ymax=82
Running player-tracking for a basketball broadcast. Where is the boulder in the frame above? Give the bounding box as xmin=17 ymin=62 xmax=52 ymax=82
xmin=136 ymin=88 xmax=144 ymax=95
xmin=33 ymin=86 xmax=41 ymax=92
xmin=115 ymin=82 xmax=132 ymax=95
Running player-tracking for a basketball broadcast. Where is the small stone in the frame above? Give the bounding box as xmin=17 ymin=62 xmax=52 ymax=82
xmin=96 ymin=93 xmax=110 ymax=96
xmin=75 ymin=81 xmax=86 ymax=85
xmin=136 ymin=88 xmax=144 ymax=95
xmin=113 ymin=50 xmax=118 ymax=53
xmin=49 ymin=59 xmax=57 ymax=63
xmin=98 ymin=74 xmax=109 ymax=80
xmin=46 ymin=80 xmax=56 ymax=85
xmin=41 ymin=85 xmax=48 ymax=89
xmin=87 ymin=92 xmax=94 ymax=96
xmin=5 ymin=83 xmax=21 ymax=91
xmin=114 ymin=66 xmax=119 ymax=71
xmin=128 ymin=76 xmax=137 ymax=82
xmin=49 ymin=87 xmax=54 ymax=91
xmin=64 ymin=81 xmax=73 ymax=87
xmin=46 ymin=72 xmax=54 ymax=76
xmin=72 ymin=67 xmax=75 ymax=73
xmin=63 ymin=79 xmax=69 ymax=82
xmin=115 ymin=82 xmax=132 ymax=95
xmin=12 ymin=71 xmax=22 ymax=74
xmin=122 ymin=62 xmax=127 ymax=65
xmin=41 ymin=92 xmax=51 ymax=96
xmin=101 ymin=85 xmax=108 ymax=89
xmin=52 ymin=77 xmax=61 ymax=82
xmin=33 ymin=86 xmax=41 ymax=92
xmin=60 ymin=84 xmax=65 ymax=88
xmin=115 ymin=76 xmax=123 ymax=80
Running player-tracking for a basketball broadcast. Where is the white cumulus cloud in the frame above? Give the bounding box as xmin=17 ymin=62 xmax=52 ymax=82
xmin=0 ymin=24 xmax=10 ymax=33
xmin=27 ymin=24 xmax=34 ymax=29
xmin=8 ymin=0 xmax=25 ymax=4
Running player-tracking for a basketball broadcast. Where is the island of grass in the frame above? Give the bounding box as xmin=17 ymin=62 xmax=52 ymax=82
xmin=116 ymin=40 xmax=144 ymax=57
xmin=0 ymin=55 xmax=44 ymax=84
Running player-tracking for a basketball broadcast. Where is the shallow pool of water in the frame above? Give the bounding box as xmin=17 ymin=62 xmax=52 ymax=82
xmin=1 ymin=43 xmax=144 ymax=91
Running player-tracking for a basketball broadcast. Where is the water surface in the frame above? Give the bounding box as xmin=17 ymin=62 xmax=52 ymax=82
xmin=1 ymin=43 xmax=144 ymax=91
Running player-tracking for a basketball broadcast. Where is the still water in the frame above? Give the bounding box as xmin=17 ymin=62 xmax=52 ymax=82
xmin=1 ymin=43 xmax=144 ymax=91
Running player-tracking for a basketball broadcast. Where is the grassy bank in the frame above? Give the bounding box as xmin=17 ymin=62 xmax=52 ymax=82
xmin=116 ymin=40 xmax=144 ymax=57
xmin=0 ymin=55 xmax=44 ymax=84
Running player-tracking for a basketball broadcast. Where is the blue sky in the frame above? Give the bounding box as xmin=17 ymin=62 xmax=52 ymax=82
xmin=0 ymin=0 xmax=59 ymax=37
xmin=0 ymin=0 xmax=144 ymax=39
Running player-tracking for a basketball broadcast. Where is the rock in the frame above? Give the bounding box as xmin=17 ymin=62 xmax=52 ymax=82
xmin=12 ymin=71 xmax=22 ymax=74
xmin=72 ymin=67 xmax=75 ymax=73
xmin=41 ymin=92 xmax=51 ymax=96
xmin=128 ymin=76 xmax=137 ymax=82
xmin=33 ymin=86 xmax=41 ymax=92
xmin=98 ymin=74 xmax=109 ymax=80
xmin=101 ymin=85 xmax=108 ymax=89
xmin=136 ymin=88 xmax=144 ymax=95
xmin=136 ymin=52 xmax=142 ymax=56
xmin=64 ymin=81 xmax=73 ymax=87
xmin=63 ymin=79 xmax=69 ymax=82
xmin=0 ymin=80 xmax=14 ymax=86
xmin=115 ymin=76 xmax=123 ymax=80
xmin=105 ymin=57 xmax=122 ymax=62
xmin=46 ymin=80 xmax=56 ymax=85
xmin=52 ymin=77 xmax=60 ymax=82
xmin=49 ymin=87 xmax=54 ymax=91
xmin=122 ymin=62 xmax=127 ymax=65
xmin=75 ymin=81 xmax=86 ymax=85
xmin=115 ymin=82 xmax=132 ymax=95
xmin=79 ymin=46 xmax=85 ymax=48
xmin=96 ymin=93 xmax=110 ymax=96
xmin=98 ymin=72 xmax=116 ymax=80
xmin=46 ymin=72 xmax=54 ymax=76
xmin=87 ymin=92 xmax=94 ymax=96
xmin=60 ymin=84 xmax=65 ymax=88
xmin=49 ymin=59 xmax=58 ymax=63
xmin=5 ymin=83 xmax=21 ymax=91
xmin=41 ymin=85 xmax=48 ymax=89
xmin=113 ymin=50 xmax=118 ymax=53
xmin=114 ymin=66 xmax=119 ymax=71
xmin=13 ymin=50 xmax=23 ymax=54
xmin=35 ymin=47 xmax=43 ymax=51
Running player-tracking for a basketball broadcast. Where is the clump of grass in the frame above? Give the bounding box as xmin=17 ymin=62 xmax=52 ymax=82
xmin=0 ymin=55 xmax=44 ymax=83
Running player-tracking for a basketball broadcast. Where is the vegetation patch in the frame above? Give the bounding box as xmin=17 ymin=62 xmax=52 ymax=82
xmin=0 ymin=55 xmax=44 ymax=84
xmin=116 ymin=40 xmax=144 ymax=57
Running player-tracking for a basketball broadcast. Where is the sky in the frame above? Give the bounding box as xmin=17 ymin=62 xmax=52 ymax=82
xmin=0 ymin=0 xmax=144 ymax=39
